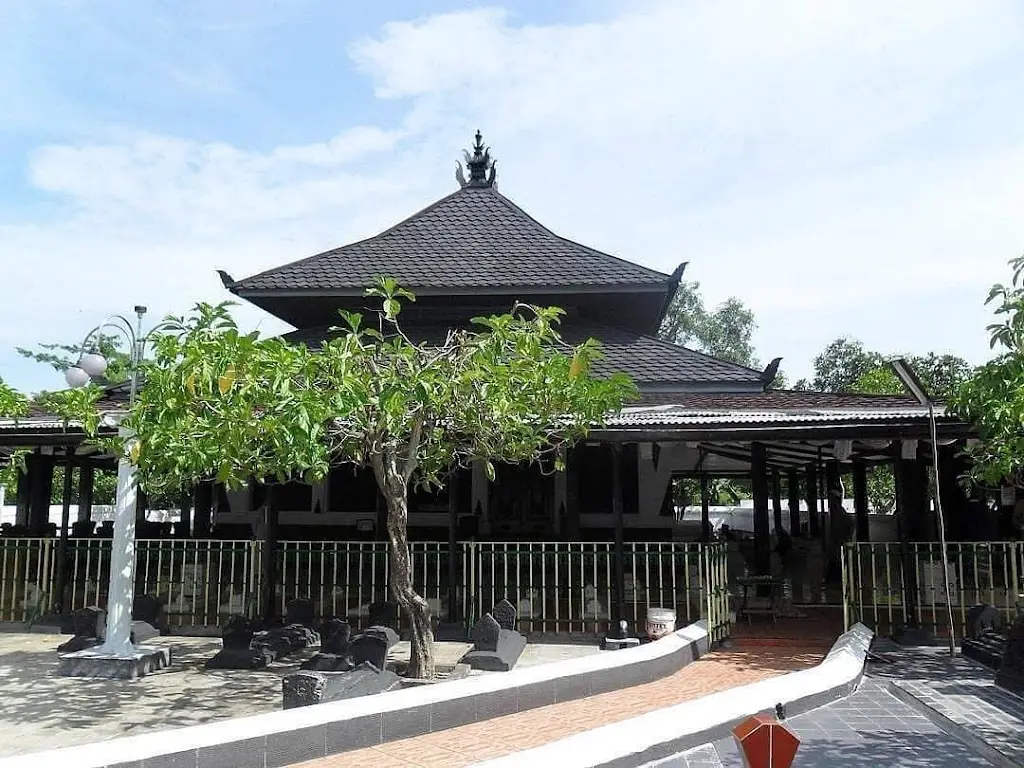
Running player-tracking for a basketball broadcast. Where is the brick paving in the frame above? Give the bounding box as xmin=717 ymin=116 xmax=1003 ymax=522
xmin=292 ymin=644 xmax=828 ymax=767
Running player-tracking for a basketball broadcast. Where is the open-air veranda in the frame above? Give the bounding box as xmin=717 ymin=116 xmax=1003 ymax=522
xmin=0 ymin=391 xmax=1009 ymax=647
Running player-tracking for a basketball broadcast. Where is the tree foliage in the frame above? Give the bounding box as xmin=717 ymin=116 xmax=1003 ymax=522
xmin=810 ymin=337 xmax=971 ymax=397
xmin=17 ymin=333 xmax=133 ymax=386
xmin=949 ymin=255 xmax=1024 ymax=488
xmin=0 ymin=377 xmax=28 ymax=418
xmin=52 ymin=278 xmax=636 ymax=677
xmin=659 ymin=281 xmax=759 ymax=368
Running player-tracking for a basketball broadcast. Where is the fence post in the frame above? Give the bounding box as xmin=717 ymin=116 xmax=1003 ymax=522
xmin=841 ymin=543 xmax=849 ymax=632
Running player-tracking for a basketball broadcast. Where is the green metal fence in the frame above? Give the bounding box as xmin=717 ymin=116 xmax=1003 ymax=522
xmin=842 ymin=540 xmax=1024 ymax=639
xmin=0 ymin=537 xmax=732 ymax=639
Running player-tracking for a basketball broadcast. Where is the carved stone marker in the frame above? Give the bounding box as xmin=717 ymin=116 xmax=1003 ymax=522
xmin=967 ymin=603 xmax=1003 ymax=640
xmin=57 ymin=607 xmax=105 ymax=653
xmin=282 ymin=662 xmax=400 ymax=709
xmin=285 ymin=599 xmax=316 ymax=627
xmin=472 ymin=613 xmax=501 ymax=653
xmin=601 ymin=619 xmax=640 ymax=651
xmin=962 ymin=603 xmax=1009 ymax=670
xmin=996 ymin=614 xmax=1024 ymax=694
xmin=320 ymin=619 xmax=352 ymax=654
xmin=368 ymin=601 xmax=399 ymax=630
xmin=222 ymin=615 xmax=255 ymax=650
xmin=492 ymin=599 xmax=517 ymax=631
xmin=350 ymin=632 xmax=389 ymax=671
xmin=132 ymin=594 xmax=164 ymax=633
xmin=462 ymin=611 xmax=527 ymax=672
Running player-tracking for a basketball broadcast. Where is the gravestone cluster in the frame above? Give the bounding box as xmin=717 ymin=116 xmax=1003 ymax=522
xmin=206 ymin=599 xmax=321 ymax=670
xmin=461 ymin=598 xmax=528 ymax=671
xmin=55 ymin=594 xmax=166 ymax=654
xmin=282 ymin=601 xmax=402 ymax=708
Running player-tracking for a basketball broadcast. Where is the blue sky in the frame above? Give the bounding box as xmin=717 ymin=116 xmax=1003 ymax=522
xmin=2 ymin=0 xmax=1024 ymax=394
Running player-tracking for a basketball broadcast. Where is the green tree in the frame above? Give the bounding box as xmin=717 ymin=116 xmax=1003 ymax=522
xmin=950 ymin=255 xmax=1024 ymax=488
xmin=0 ymin=377 xmax=27 ymax=418
xmin=810 ymin=338 xmax=884 ymax=392
xmin=659 ymin=282 xmax=759 ymax=368
xmin=17 ymin=333 xmax=132 ymax=386
xmin=53 ymin=279 xmax=634 ymax=677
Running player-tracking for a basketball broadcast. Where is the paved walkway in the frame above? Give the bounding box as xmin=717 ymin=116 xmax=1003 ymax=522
xmin=293 ymin=644 xmax=828 ymax=767
xmin=665 ymin=676 xmax=997 ymax=767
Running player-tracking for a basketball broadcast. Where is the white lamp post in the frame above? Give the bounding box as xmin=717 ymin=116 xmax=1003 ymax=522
xmin=59 ymin=306 xmax=182 ymax=676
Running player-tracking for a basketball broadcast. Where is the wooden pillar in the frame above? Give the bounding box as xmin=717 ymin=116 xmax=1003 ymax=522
xmin=565 ymin=448 xmax=580 ymax=541
xmin=852 ymin=460 xmax=870 ymax=542
xmin=135 ymin=489 xmax=149 ymax=524
xmin=553 ymin=446 xmax=567 ymax=537
xmin=471 ymin=461 xmax=491 ymax=538
xmin=55 ymin=457 xmax=75 ymax=614
xmin=611 ymin=444 xmax=626 ymax=620
xmin=261 ymin=484 xmax=279 ymax=624
xmin=177 ymin=492 xmax=192 ymax=538
xmin=771 ymin=470 xmax=784 ymax=534
xmin=937 ymin=444 xmax=968 ymax=541
xmin=700 ymin=473 xmax=711 ymax=541
xmin=751 ymin=443 xmax=771 ymax=575
xmin=77 ymin=464 xmax=94 ymax=523
xmin=28 ymin=452 xmax=55 ymax=536
xmin=787 ymin=469 xmax=801 ymax=536
xmin=895 ymin=442 xmax=927 ymax=628
xmin=15 ymin=465 xmax=30 ymax=526
xmin=447 ymin=472 xmax=461 ymax=625
xmin=805 ymin=464 xmax=820 ymax=538
xmin=193 ymin=481 xmax=213 ymax=538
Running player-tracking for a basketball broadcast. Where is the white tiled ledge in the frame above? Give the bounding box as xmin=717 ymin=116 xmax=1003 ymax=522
xmin=0 ymin=621 xmax=710 ymax=768
xmin=472 ymin=623 xmax=875 ymax=768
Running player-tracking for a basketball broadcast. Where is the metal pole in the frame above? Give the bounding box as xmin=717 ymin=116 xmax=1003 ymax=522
xmin=929 ymin=404 xmax=957 ymax=658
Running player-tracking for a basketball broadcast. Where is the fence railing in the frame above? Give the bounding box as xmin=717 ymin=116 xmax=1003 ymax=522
xmin=0 ymin=538 xmax=732 ymax=639
xmin=842 ymin=541 xmax=1024 ymax=639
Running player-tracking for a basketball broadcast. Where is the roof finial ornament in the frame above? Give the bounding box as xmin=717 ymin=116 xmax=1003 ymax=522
xmin=456 ymin=129 xmax=496 ymax=189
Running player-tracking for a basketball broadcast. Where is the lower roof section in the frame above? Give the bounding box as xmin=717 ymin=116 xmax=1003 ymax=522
xmin=284 ymin=320 xmax=766 ymax=389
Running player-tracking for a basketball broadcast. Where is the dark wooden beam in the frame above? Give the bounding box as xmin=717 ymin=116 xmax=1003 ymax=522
xmin=447 ymin=471 xmax=461 ymax=625
xmin=771 ymin=470 xmax=784 ymax=534
xmin=77 ymin=464 xmax=94 ymax=523
xmin=894 ymin=443 xmax=923 ymax=628
xmin=852 ymin=460 xmax=870 ymax=542
xmin=787 ymin=469 xmax=801 ymax=536
xmin=611 ymin=444 xmax=626 ymax=621
xmin=700 ymin=473 xmax=711 ymax=541
xmin=805 ymin=463 xmax=820 ymax=538
xmin=15 ymin=464 xmax=30 ymax=527
xmin=751 ymin=442 xmax=771 ymax=574
xmin=590 ymin=421 xmax=973 ymax=444
xmin=193 ymin=481 xmax=213 ymax=538
xmin=55 ymin=455 xmax=75 ymax=614
xmin=261 ymin=484 xmax=279 ymax=624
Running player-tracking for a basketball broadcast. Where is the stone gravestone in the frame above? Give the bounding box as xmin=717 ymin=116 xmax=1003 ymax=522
xmin=285 ymin=599 xmax=316 ymax=628
xmin=282 ymin=662 xmax=400 ymax=709
xmin=350 ymin=632 xmax=389 ymax=671
xmin=368 ymin=601 xmax=399 ymax=630
xmin=602 ymin=619 xmax=640 ymax=651
xmin=996 ymin=614 xmax=1024 ymax=694
xmin=131 ymin=593 xmax=164 ymax=643
xmin=967 ymin=604 xmax=1003 ymax=639
xmin=222 ymin=615 xmax=255 ymax=650
xmin=492 ymin=599 xmax=517 ymax=631
xmin=962 ymin=604 xmax=1008 ymax=670
xmin=472 ymin=613 xmax=501 ymax=652
xmin=57 ymin=607 xmax=106 ymax=653
xmin=301 ymin=620 xmax=354 ymax=672
xmin=461 ymin=611 xmax=528 ymax=672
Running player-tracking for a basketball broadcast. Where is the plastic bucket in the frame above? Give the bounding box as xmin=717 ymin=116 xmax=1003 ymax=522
xmin=646 ymin=607 xmax=676 ymax=640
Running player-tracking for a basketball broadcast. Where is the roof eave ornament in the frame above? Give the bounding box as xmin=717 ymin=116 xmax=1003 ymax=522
xmin=456 ymin=129 xmax=497 ymax=189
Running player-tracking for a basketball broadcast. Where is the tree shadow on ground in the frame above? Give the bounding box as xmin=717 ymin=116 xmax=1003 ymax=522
xmin=0 ymin=637 xmax=321 ymax=757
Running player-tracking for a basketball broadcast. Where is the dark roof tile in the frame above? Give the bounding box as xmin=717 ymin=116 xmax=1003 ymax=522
xmin=283 ymin=321 xmax=763 ymax=386
xmin=231 ymin=187 xmax=670 ymax=292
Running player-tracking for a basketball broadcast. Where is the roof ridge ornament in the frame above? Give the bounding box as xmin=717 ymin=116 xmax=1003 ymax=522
xmin=456 ymin=129 xmax=497 ymax=189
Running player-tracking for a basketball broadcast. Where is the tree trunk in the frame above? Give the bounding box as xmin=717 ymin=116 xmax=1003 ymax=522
xmin=376 ymin=454 xmax=435 ymax=679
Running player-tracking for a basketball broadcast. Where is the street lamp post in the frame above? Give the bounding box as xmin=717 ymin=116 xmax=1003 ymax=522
xmin=58 ymin=306 xmax=182 ymax=676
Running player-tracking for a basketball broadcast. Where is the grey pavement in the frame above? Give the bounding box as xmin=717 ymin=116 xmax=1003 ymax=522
xmin=650 ymin=677 xmax=997 ymax=767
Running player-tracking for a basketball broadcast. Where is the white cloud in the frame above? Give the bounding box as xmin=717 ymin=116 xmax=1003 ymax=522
xmin=3 ymin=0 xmax=1024 ymax=392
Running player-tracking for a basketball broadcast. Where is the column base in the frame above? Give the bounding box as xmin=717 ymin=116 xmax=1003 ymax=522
xmin=57 ymin=645 xmax=172 ymax=679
